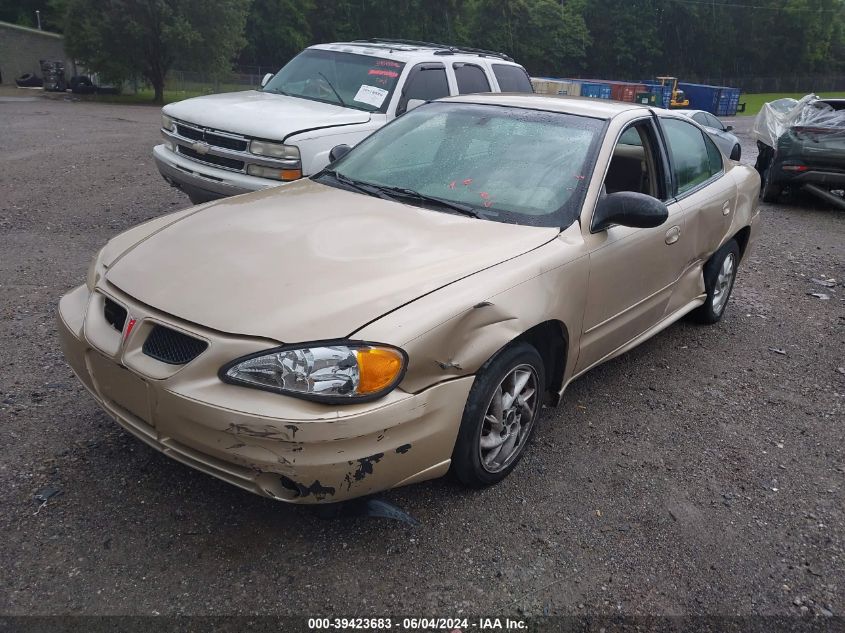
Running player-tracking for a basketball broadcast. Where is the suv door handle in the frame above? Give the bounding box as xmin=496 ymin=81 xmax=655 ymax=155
xmin=665 ymin=225 xmax=681 ymax=245
xmin=722 ymin=201 xmax=732 ymax=215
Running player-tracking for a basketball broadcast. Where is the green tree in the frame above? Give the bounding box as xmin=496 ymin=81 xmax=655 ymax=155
xmin=239 ymin=0 xmax=312 ymax=69
xmin=59 ymin=0 xmax=250 ymax=103
xmin=468 ymin=0 xmax=590 ymax=76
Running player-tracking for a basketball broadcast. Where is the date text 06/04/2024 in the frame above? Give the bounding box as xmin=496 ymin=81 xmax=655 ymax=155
xmin=307 ymin=617 xmax=528 ymax=630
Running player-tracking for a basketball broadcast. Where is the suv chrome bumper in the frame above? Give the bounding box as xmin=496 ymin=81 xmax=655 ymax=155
xmin=153 ymin=144 xmax=278 ymax=202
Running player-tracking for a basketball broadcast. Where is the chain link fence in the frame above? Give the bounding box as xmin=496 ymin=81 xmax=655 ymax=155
xmin=121 ymin=69 xmax=844 ymax=98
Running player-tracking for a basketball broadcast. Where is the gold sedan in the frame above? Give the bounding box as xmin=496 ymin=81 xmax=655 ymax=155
xmin=58 ymin=94 xmax=761 ymax=503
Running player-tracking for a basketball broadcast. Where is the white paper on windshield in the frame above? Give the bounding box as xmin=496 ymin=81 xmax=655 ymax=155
xmin=353 ymin=85 xmax=388 ymax=108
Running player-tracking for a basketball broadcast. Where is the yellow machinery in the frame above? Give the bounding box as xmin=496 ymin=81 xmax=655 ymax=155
xmin=656 ymin=76 xmax=690 ymax=108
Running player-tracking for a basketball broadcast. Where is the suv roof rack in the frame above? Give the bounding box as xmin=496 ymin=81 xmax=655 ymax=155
xmin=351 ymin=38 xmax=514 ymax=62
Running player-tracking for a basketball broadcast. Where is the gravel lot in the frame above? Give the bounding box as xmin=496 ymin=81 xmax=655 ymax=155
xmin=1 ymin=93 xmax=842 ymax=619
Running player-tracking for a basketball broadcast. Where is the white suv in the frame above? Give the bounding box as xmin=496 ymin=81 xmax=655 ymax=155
xmin=153 ymin=39 xmax=533 ymax=203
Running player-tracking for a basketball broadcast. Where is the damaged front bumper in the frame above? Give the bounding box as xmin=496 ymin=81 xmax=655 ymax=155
xmin=57 ymin=283 xmax=472 ymax=503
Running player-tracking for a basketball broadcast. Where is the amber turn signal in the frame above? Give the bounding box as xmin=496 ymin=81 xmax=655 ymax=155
xmin=356 ymin=347 xmax=405 ymax=394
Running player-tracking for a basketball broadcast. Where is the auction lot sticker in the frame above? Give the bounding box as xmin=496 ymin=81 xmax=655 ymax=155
xmin=354 ymin=85 xmax=389 ymax=108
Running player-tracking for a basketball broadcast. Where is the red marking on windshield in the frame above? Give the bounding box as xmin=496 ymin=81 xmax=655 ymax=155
xmin=376 ymin=60 xmax=402 ymax=68
xmin=479 ymin=192 xmax=490 ymax=200
xmin=448 ymin=181 xmax=456 ymax=189
xmin=463 ymin=178 xmax=473 ymax=186
xmin=368 ymin=69 xmax=399 ymax=78
xmin=483 ymin=201 xmax=494 ymax=208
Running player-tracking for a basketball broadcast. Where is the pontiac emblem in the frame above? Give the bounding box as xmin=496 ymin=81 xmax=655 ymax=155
xmin=192 ymin=141 xmax=211 ymax=155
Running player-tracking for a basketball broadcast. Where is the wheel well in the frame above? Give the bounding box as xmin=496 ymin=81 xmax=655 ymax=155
xmin=513 ymin=320 xmax=568 ymax=406
xmin=733 ymin=226 xmax=752 ymax=261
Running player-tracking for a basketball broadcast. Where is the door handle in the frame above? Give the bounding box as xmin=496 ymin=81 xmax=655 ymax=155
xmin=722 ymin=201 xmax=732 ymax=216
xmin=665 ymin=225 xmax=681 ymax=245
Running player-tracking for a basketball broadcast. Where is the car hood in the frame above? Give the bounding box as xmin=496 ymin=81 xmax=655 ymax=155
xmin=105 ymin=180 xmax=560 ymax=342
xmin=163 ymin=91 xmax=371 ymax=140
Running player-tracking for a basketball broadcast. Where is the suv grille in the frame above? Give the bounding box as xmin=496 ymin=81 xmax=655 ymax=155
xmin=177 ymin=145 xmax=245 ymax=171
xmin=142 ymin=325 xmax=208 ymax=365
xmin=175 ymin=124 xmax=248 ymax=152
xmin=103 ymin=298 xmax=127 ymax=332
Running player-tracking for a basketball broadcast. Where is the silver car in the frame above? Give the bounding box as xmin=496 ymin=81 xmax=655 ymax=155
xmin=677 ymin=109 xmax=741 ymax=160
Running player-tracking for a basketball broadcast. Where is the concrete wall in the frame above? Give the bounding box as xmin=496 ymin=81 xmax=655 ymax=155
xmin=0 ymin=21 xmax=73 ymax=84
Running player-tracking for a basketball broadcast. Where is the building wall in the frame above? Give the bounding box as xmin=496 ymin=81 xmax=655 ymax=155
xmin=0 ymin=21 xmax=73 ymax=84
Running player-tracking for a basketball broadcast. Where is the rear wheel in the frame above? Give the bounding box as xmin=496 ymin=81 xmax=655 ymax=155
xmin=451 ymin=342 xmax=545 ymax=488
xmin=760 ymin=162 xmax=782 ymax=203
xmin=690 ymin=239 xmax=740 ymax=324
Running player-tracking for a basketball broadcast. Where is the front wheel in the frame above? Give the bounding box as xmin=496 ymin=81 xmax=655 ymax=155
xmin=690 ymin=239 xmax=740 ymax=324
xmin=451 ymin=342 xmax=545 ymax=488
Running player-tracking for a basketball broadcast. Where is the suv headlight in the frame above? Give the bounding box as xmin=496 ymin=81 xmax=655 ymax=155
xmin=220 ymin=342 xmax=407 ymax=403
xmin=249 ymin=139 xmax=300 ymax=160
xmin=161 ymin=114 xmax=175 ymax=132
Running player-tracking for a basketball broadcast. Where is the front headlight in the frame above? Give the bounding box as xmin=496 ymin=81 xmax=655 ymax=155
xmin=161 ymin=114 xmax=175 ymax=132
xmin=249 ymin=139 xmax=300 ymax=160
xmin=220 ymin=342 xmax=407 ymax=403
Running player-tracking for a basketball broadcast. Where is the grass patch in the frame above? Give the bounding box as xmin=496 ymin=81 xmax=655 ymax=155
xmin=76 ymin=82 xmax=254 ymax=105
xmin=738 ymin=92 xmax=845 ymax=116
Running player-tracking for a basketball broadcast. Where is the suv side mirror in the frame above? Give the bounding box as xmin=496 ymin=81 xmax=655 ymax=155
xmin=261 ymin=73 xmax=273 ymax=88
xmin=329 ymin=144 xmax=352 ymax=163
xmin=592 ymin=191 xmax=668 ymax=232
xmin=725 ymin=125 xmax=733 ymax=132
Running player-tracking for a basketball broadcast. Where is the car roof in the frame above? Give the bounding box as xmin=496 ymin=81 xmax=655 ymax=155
xmin=441 ymin=93 xmax=648 ymax=119
xmin=309 ymin=40 xmax=523 ymax=66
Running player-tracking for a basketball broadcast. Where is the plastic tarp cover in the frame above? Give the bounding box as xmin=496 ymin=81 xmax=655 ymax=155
xmin=753 ymin=94 xmax=845 ymax=147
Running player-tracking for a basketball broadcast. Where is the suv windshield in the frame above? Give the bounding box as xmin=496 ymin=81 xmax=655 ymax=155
xmin=263 ymin=49 xmax=405 ymax=112
xmin=318 ymin=102 xmax=604 ymax=228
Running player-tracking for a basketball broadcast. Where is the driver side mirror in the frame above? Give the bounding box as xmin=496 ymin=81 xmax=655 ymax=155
xmin=592 ymin=192 xmax=669 ymax=232
xmin=725 ymin=125 xmax=733 ymax=132
xmin=329 ymin=144 xmax=352 ymax=163
xmin=261 ymin=73 xmax=273 ymax=88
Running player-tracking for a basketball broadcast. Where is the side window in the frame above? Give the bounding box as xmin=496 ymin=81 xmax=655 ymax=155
xmin=492 ymin=64 xmax=533 ymax=92
xmin=453 ymin=63 xmax=491 ymax=94
xmin=691 ymin=112 xmax=708 ymax=126
xmin=603 ymin=120 xmax=662 ymax=199
xmin=398 ymin=63 xmax=449 ymax=114
xmin=703 ymin=132 xmax=724 ymax=173
xmin=705 ymin=113 xmax=724 ymax=130
xmin=662 ymin=118 xmax=719 ymax=195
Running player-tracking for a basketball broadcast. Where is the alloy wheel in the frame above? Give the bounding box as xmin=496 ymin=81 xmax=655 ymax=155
xmin=478 ymin=364 xmax=539 ymax=473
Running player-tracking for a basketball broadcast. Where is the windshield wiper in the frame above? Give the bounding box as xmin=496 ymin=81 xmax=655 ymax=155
xmin=317 ymin=172 xmax=483 ymax=218
xmin=318 ymin=170 xmax=392 ymax=200
xmin=317 ymin=72 xmax=346 ymax=107
xmin=367 ymin=185 xmax=483 ymax=218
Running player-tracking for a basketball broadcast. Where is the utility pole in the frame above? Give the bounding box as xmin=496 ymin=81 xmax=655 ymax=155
xmin=35 ymin=10 xmax=42 ymax=30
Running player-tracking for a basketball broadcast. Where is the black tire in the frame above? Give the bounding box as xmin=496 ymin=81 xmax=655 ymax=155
xmin=15 ymin=73 xmax=42 ymax=88
xmin=730 ymin=144 xmax=741 ymax=161
xmin=690 ymin=239 xmax=741 ymax=324
xmin=760 ymin=162 xmax=782 ymax=203
xmin=451 ymin=342 xmax=545 ymax=488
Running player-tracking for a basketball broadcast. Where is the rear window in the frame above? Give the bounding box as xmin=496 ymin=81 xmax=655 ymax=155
xmin=492 ymin=64 xmax=533 ymax=93
xmin=454 ymin=63 xmax=491 ymax=95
